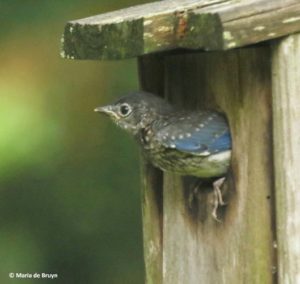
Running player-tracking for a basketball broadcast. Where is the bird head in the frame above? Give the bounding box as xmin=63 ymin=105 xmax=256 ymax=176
xmin=95 ymin=91 xmax=173 ymax=135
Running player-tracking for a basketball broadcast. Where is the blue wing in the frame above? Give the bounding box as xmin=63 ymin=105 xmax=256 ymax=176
xmin=155 ymin=111 xmax=231 ymax=156
xmin=209 ymin=132 xmax=231 ymax=152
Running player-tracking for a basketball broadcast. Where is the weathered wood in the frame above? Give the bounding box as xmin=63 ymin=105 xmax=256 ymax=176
xmin=139 ymin=47 xmax=276 ymax=283
xmin=138 ymin=54 xmax=165 ymax=284
xmin=192 ymin=0 xmax=300 ymax=49
xmin=62 ymin=0 xmax=300 ymax=60
xmin=272 ymin=33 xmax=300 ymax=283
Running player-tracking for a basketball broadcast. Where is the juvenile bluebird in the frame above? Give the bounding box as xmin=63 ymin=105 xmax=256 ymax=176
xmin=95 ymin=91 xmax=231 ymax=220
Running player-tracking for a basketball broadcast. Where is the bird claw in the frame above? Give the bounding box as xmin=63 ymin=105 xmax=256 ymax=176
xmin=212 ymin=177 xmax=227 ymax=222
xmin=212 ymin=208 xmax=222 ymax=223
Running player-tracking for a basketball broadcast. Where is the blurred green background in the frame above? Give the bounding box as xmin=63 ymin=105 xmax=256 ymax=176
xmin=0 ymin=1 xmax=151 ymax=283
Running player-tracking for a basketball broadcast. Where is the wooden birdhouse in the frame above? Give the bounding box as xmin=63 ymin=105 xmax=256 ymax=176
xmin=61 ymin=0 xmax=300 ymax=283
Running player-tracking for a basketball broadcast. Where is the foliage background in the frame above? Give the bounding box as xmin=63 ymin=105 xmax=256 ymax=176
xmin=0 ymin=1 xmax=150 ymax=283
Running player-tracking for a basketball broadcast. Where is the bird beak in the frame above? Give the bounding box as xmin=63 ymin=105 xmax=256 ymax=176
xmin=94 ymin=105 xmax=119 ymax=119
xmin=94 ymin=105 xmax=110 ymax=113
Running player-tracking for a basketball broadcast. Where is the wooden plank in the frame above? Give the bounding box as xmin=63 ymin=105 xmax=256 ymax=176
xmin=62 ymin=0 xmax=300 ymax=60
xmin=159 ymin=47 xmax=275 ymax=283
xmin=272 ymin=33 xmax=300 ymax=283
xmin=192 ymin=0 xmax=300 ymax=49
xmin=138 ymin=54 xmax=165 ymax=284
xmin=61 ymin=0 xmax=220 ymax=60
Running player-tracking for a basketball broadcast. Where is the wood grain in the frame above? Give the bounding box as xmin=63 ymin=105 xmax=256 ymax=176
xmin=272 ymin=33 xmax=300 ymax=284
xmin=160 ymin=47 xmax=275 ymax=284
xmin=138 ymin=54 xmax=165 ymax=284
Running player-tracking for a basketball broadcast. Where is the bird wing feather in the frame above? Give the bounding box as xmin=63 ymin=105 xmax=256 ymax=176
xmin=155 ymin=112 xmax=231 ymax=156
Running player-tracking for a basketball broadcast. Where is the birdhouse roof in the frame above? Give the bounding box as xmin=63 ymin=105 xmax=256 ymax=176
xmin=62 ymin=0 xmax=300 ymax=60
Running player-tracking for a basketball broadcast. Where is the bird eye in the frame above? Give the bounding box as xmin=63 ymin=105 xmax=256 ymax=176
xmin=119 ymin=103 xmax=131 ymax=117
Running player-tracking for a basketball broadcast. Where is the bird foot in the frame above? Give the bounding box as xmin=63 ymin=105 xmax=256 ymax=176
xmin=211 ymin=177 xmax=227 ymax=222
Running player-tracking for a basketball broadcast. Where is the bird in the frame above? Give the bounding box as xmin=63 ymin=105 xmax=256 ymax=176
xmin=95 ymin=91 xmax=232 ymax=220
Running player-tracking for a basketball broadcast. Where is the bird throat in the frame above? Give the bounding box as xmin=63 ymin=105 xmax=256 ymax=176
xmin=139 ymin=127 xmax=153 ymax=149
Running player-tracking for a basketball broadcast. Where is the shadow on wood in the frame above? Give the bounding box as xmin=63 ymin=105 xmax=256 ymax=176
xmin=182 ymin=170 xmax=235 ymax=224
